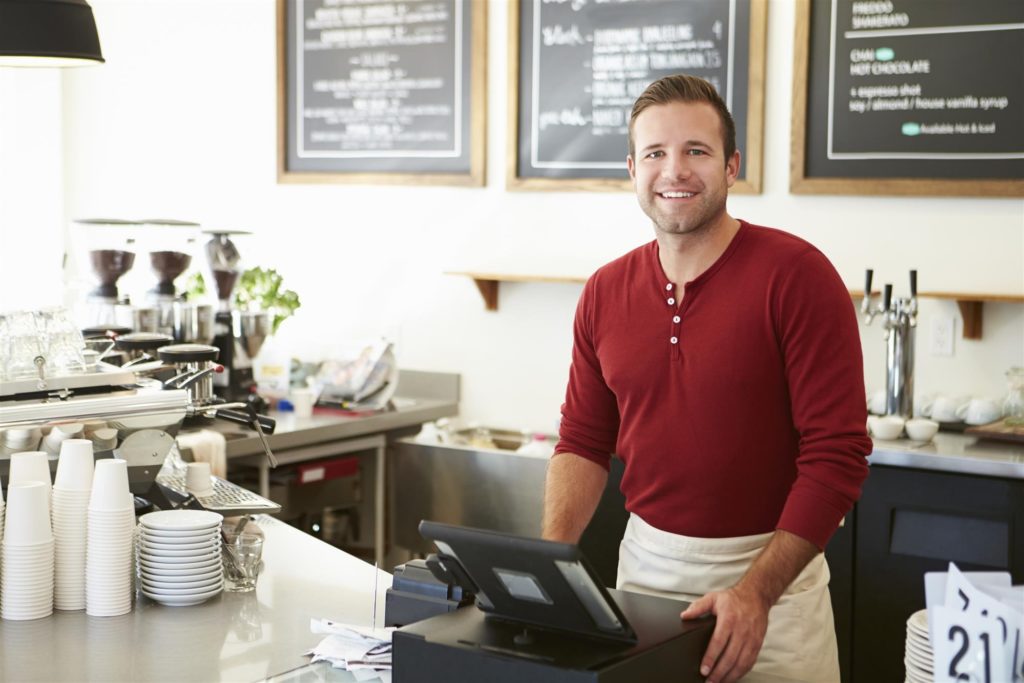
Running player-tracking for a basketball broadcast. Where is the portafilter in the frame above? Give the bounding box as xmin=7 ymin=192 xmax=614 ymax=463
xmin=157 ymin=343 xmax=278 ymax=466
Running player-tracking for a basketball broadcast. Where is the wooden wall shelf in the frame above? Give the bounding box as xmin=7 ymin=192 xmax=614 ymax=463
xmin=448 ymin=272 xmax=1022 ymax=340
xmin=849 ymin=290 xmax=1024 ymax=340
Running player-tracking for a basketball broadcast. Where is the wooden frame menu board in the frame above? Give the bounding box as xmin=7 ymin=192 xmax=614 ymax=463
xmin=277 ymin=0 xmax=486 ymax=186
xmin=507 ymin=0 xmax=767 ymax=193
xmin=791 ymin=0 xmax=1024 ymax=197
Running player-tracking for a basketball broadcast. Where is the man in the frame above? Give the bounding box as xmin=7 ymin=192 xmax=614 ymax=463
xmin=542 ymin=74 xmax=871 ymax=683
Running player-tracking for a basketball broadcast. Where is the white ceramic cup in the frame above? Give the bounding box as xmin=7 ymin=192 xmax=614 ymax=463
xmin=88 ymin=459 xmax=131 ymax=511
xmin=868 ymin=415 xmax=905 ymax=440
xmin=957 ymin=397 xmax=1001 ymax=426
xmin=42 ymin=423 xmax=84 ymax=455
xmin=867 ymin=390 xmax=887 ymax=416
xmin=291 ymin=387 xmax=316 ymax=419
xmin=186 ymin=461 xmax=214 ymax=495
xmin=924 ymin=395 xmax=961 ymax=423
xmin=3 ymin=482 xmax=53 ymax=545
xmin=55 ymin=439 xmax=95 ymax=491
xmin=905 ymin=419 xmax=940 ymax=443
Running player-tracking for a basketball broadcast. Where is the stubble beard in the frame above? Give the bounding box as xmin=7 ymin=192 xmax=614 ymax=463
xmin=639 ymin=184 xmax=728 ymax=239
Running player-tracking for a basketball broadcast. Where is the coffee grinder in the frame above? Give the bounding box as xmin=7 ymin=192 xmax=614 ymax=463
xmin=137 ymin=219 xmax=213 ymax=345
xmin=204 ymin=230 xmax=271 ymax=404
xmin=72 ymin=218 xmax=140 ymax=329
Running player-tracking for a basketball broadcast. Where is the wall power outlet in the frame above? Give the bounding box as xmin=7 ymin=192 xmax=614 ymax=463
xmin=930 ymin=315 xmax=955 ymax=357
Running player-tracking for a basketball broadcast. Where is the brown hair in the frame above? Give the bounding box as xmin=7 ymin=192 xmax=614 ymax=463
xmin=628 ymin=74 xmax=736 ymax=165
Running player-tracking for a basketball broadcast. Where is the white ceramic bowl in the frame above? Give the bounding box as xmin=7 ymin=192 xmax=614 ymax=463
xmin=868 ymin=415 xmax=905 ymax=440
xmin=905 ymin=419 xmax=939 ymax=442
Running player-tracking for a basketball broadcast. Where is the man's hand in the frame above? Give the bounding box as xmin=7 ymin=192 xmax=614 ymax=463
xmin=681 ymin=584 xmax=770 ymax=683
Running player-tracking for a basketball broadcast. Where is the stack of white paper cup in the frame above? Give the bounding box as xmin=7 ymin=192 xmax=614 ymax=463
xmin=8 ymin=451 xmax=53 ymax=507
xmin=53 ymin=439 xmax=95 ymax=611
xmin=2 ymin=482 xmax=55 ymax=620
xmin=85 ymin=459 xmax=134 ymax=617
xmin=42 ymin=423 xmax=84 ymax=456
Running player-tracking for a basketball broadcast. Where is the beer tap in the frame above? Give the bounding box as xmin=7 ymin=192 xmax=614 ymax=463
xmin=863 ymin=269 xmax=918 ymax=417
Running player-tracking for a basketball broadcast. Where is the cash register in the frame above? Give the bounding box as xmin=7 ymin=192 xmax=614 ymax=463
xmin=392 ymin=521 xmax=715 ymax=683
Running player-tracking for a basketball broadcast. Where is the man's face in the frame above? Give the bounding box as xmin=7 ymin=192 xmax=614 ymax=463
xmin=627 ymin=101 xmax=740 ymax=238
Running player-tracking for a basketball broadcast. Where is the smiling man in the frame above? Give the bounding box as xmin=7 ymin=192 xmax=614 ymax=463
xmin=542 ymin=75 xmax=872 ymax=683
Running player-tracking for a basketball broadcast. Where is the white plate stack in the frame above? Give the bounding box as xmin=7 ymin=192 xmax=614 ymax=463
xmin=52 ymin=439 xmax=95 ymax=611
xmin=137 ymin=510 xmax=223 ymax=607
xmin=85 ymin=459 xmax=135 ymax=617
xmin=904 ymin=609 xmax=934 ymax=683
xmin=2 ymin=482 xmax=55 ymax=620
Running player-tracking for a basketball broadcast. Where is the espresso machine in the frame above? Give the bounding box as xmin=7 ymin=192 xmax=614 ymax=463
xmin=72 ymin=218 xmax=140 ymax=330
xmin=204 ymin=230 xmax=271 ymax=404
xmin=0 ymin=308 xmax=280 ymax=516
xmin=862 ymin=269 xmax=918 ymax=417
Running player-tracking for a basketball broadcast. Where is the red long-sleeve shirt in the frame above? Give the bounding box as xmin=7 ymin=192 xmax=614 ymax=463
xmin=555 ymin=221 xmax=871 ymax=549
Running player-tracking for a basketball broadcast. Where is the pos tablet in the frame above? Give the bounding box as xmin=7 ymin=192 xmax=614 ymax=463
xmin=418 ymin=520 xmax=637 ymax=644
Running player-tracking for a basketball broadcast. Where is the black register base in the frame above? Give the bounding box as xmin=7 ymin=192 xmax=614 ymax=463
xmin=392 ymin=588 xmax=714 ymax=683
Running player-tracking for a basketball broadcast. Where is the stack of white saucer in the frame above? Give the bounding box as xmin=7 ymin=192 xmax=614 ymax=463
xmin=85 ymin=459 xmax=135 ymax=617
xmin=137 ymin=510 xmax=223 ymax=607
xmin=2 ymin=482 xmax=55 ymax=620
xmin=904 ymin=609 xmax=934 ymax=683
xmin=52 ymin=439 xmax=95 ymax=611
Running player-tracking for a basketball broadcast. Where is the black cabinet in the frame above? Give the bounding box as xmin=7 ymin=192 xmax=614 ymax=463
xmin=839 ymin=465 xmax=1024 ymax=683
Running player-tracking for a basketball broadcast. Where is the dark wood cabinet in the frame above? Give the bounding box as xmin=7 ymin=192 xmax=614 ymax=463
xmin=827 ymin=465 xmax=1024 ymax=683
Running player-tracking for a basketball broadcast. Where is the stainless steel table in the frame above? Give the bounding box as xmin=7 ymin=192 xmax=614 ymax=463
xmin=0 ymin=516 xmax=392 ymax=682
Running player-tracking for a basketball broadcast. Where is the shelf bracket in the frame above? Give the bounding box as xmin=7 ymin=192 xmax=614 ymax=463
xmin=957 ymin=300 xmax=983 ymax=340
xmin=473 ymin=278 xmax=499 ymax=311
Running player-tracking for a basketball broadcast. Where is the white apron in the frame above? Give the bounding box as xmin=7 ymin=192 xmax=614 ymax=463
xmin=617 ymin=514 xmax=841 ymax=682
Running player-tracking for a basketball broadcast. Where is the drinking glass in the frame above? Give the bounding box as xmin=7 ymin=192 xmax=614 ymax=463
xmin=222 ymin=533 xmax=263 ymax=592
xmin=1004 ymin=367 xmax=1024 ymax=426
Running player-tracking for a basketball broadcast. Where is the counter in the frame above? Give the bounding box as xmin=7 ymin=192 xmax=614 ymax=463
xmin=195 ymin=369 xmax=460 ymax=567
xmin=869 ymin=431 xmax=1024 ymax=479
xmin=0 ymin=516 xmax=391 ymax=682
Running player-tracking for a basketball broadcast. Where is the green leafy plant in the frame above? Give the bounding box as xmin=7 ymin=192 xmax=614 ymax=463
xmin=184 ymin=268 xmax=300 ymax=334
xmin=233 ymin=267 xmax=301 ymax=334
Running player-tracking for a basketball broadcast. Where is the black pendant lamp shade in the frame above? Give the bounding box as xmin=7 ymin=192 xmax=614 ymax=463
xmin=0 ymin=0 xmax=104 ymax=67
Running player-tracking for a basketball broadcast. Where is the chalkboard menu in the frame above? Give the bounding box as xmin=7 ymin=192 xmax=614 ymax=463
xmin=277 ymin=0 xmax=486 ymax=185
xmin=508 ymin=0 xmax=766 ymax=192
xmin=792 ymin=0 xmax=1024 ymax=196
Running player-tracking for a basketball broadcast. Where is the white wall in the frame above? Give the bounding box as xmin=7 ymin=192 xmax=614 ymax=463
xmin=0 ymin=69 xmax=65 ymax=311
xmin=4 ymin=0 xmax=1023 ymax=430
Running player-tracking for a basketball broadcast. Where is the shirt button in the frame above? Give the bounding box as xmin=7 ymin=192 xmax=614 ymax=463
xmin=665 ymin=283 xmax=673 ymax=291
xmin=673 ymin=315 xmax=681 ymax=323
xmin=670 ymin=336 xmax=678 ymax=344
xmin=667 ymin=297 xmax=675 ymax=305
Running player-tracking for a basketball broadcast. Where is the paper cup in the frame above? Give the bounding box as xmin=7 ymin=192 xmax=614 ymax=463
xmin=4 ymin=482 xmax=53 ymax=545
xmin=55 ymin=439 xmax=95 ymax=491
xmin=88 ymin=459 xmax=131 ymax=511
xmin=185 ymin=462 xmax=213 ymax=495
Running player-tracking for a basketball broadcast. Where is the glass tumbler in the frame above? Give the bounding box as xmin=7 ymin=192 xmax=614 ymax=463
xmin=222 ymin=533 xmax=264 ymax=592
xmin=1004 ymin=366 xmax=1024 ymax=426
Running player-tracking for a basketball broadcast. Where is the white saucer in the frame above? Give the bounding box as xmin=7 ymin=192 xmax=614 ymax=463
xmin=138 ymin=532 xmax=219 ymax=545
xmin=139 ymin=510 xmax=222 ymax=531
xmin=139 ymin=567 xmax=222 ymax=582
xmin=138 ymin=526 xmax=220 ymax=539
xmin=139 ymin=570 xmax=221 ymax=585
xmin=142 ymin=576 xmax=222 ymax=593
xmin=142 ymin=585 xmax=221 ymax=606
xmin=139 ymin=556 xmax=221 ymax=572
xmin=139 ymin=544 xmax=219 ymax=558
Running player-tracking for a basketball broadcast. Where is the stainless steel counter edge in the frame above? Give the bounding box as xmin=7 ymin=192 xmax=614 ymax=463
xmin=868 ymin=432 xmax=1024 ymax=479
xmin=219 ymin=397 xmax=459 ymax=457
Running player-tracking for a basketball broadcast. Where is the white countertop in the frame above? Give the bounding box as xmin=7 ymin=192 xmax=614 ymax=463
xmin=869 ymin=431 xmax=1024 ymax=479
xmin=0 ymin=516 xmax=391 ymax=682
